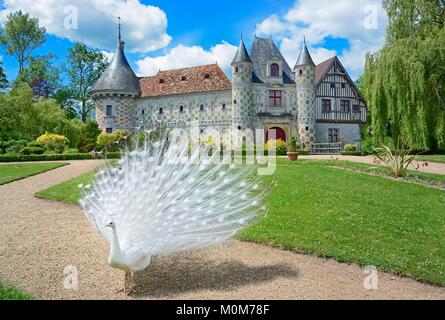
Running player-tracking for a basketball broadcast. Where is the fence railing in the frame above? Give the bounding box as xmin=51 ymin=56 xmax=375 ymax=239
xmin=310 ymin=143 xmax=341 ymax=155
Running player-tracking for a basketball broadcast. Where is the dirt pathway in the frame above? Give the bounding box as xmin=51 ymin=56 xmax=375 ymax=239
xmin=0 ymin=160 xmax=443 ymax=299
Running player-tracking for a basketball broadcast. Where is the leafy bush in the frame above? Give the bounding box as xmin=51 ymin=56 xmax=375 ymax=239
xmin=19 ymin=146 xmax=45 ymax=155
xmin=343 ymin=144 xmax=356 ymax=152
xmin=264 ymin=139 xmax=287 ymax=152
xmin=0 ymin=139 xmax=29 ymax=154
xmin=96 ymin=129 xmax=130 ymax=152
xmin=300 ymin=147 xmax=310 ymax=155
xmin=77 ymin=121 xmax=102 ymax=153
xmin=36 ymin=133 xmax=69 ymax=154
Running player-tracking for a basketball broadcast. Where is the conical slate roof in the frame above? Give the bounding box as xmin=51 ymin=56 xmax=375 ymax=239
xmin=231 ymin=38 xmax=252 ymax=65
xmin=91 ymin=41 xmax=140 ymax=95
xmin=294 ymin=38 xmax=315 ymax=68
xmin=250 ymin=36 xmax=294 ymax=84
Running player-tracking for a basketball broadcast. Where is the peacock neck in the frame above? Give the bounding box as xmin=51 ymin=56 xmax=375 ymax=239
xmin=109 ymin=227 xmax=124 ymax=263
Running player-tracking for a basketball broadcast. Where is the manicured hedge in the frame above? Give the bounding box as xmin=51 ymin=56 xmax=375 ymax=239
xmin=340 ymin=151 xmax=363 ymax=156
xmin=0 ymin=152 xmax=121 ymax=162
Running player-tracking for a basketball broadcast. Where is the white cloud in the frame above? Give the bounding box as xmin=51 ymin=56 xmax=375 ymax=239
xmin=255 ymin=0 xmax=387 ymax=78
xmin=135 ymin=42 xmax=238 ymax=77
xmin=0 ymin=0 xmax=172 ymax=53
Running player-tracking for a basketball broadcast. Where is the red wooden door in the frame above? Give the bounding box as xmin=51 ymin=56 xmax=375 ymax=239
xmin=266 ymin=127 xmax=286 ymax=142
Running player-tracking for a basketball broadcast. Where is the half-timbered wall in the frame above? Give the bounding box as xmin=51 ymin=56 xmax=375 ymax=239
xmin=315 ymin=60 xmax=367 ymax=124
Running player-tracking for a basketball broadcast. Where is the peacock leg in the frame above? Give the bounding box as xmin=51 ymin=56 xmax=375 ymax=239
xmin=115 ymin=272 xmax=129 ymax=294
xmin=127 ymin=271 xmax=136 ymax=295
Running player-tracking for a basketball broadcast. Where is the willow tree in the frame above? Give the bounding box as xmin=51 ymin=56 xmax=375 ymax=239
xmin=364 ymin=0 xmax=445 ymax=151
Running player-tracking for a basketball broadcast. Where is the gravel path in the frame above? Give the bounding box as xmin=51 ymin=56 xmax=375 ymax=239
xmin=299 ymin=155 xmax=445 ymax=175
xmin=0 ymin=160 xmax=443 ymax=300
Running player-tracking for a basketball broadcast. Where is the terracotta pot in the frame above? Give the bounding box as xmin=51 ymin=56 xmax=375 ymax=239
xmin=287 ymin=152 xmax=299 ymax=161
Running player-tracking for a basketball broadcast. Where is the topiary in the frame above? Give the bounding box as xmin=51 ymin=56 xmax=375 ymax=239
xmin=36 ymin=133 xmax=70 ymax=154
xmin=19 ymin=146 xmax=45 ymax=155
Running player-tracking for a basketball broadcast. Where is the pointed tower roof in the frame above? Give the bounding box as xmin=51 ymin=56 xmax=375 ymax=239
xmin=91 ymin=24 xmax=140 ymax=96
xmin=294 ymin=37 xmax=315 ymax=68
xmin=231 ymin=37 xmax=252 ymax=65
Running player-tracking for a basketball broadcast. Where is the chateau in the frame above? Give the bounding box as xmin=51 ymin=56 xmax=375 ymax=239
xmin=91 ymin=33 xmax=367 ymax=152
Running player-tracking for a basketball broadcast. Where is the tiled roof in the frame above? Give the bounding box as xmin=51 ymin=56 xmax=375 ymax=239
xmin=315 ymin=57 xmax=336 ymax=84
xmin=139 ymin=64 xmax=232 ymax=98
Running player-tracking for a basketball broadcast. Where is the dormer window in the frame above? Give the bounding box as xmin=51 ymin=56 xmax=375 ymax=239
xmin=181 ymin=76 xmax=187 ymax=81
xmin=271 ymin=63 xmax=280 ymax=77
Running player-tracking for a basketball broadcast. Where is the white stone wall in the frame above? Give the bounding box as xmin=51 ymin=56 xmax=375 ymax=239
xmin=136 ymin=90 xmax=232 ymax=128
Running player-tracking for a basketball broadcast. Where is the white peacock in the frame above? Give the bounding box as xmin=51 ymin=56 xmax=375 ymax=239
xmin=80 ymin=135 xmax=269 ymax=294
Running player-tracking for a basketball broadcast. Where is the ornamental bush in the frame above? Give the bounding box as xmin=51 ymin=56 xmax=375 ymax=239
xmin=36 ymin=133 xmax=70 ymax=154
xmin=343 ymin=144 xmax=357 ymax=152
xmin=96 ymin=129 xmax=130 ymax=152
xmin=77 ymin=121 xmax=102 ymax=153
xmin=264 ymin=139 xmax=287 ymax=152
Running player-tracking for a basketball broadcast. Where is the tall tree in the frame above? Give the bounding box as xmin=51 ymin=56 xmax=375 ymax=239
xmin=65 ymin=43 xmax=108 ymax=123
xmin=0 ymin=62 xmax=8 ymax=92
xmin=364 ymin=0 xmax=445 ymax=151
xmin=0 ymin=11 xmax=46 ymax=74
xmin=19 ymin=54 xmax=60 ymax=98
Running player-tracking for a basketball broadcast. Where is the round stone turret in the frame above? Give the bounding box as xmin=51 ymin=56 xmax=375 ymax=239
xmin=91 ymin=38 xmax=141 ymax=133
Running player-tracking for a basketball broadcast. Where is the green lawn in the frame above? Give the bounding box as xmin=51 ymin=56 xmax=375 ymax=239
xmin=0 ymin=162 xmax=68 ymax=185
xmin=35 ymin=159 xmax=445 ymax=286
xmin=417 ymin=154 xmax=445 ymax=164
xmin=0 ymin=282 xmax=32 ymax=300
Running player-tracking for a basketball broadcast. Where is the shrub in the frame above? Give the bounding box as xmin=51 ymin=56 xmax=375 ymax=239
xmin=265 ymin=139 xmax=287 ymax=152
xmin=374 ymin=140 xmax=416 ymax=177
xmin=0 ymin=140 xmax=29 ymax=154
xmin=343 ymin=144 xmax=356 ymax=152
xmin=19 ymin=146 xmax=45 ymax=155
xmin=96 ymin=129 xmax=130 ymax=152
xmin=0 ymin=152 xmax=121 ymax=162
xmin=77 ymin=121 xmax=102 ymax=153
xmin=300 ymin=147 xmax=310 ymax=155
xmin=340 ymin=151 xmax=363 ymax=156
xmin=36 ymin=133 xmax=70 ymax=154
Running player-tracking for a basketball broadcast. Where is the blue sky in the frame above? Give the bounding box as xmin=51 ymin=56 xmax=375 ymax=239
xmin=0 ymin=0 xmax=387 ymax=81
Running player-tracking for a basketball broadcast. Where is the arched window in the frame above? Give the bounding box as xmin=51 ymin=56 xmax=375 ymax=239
xmin=271 ymin=63 xmax=280 ymax=77
xmin=179 ymin=105 xmax=184 ymax=113
xmin=299 ymin=69 xmax=303 ymax=76
xmin=159 ymin=107 xmax=164 ymax=114
xmin=200 ymin=104 xmax=205 ymax=112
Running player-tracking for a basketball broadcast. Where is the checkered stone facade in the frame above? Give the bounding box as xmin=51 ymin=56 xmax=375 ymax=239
xmin=295 ymin=64 xmax=316 ymax=146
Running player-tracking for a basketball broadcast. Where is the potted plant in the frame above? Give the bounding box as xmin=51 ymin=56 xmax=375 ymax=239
xmin=287 ymin=137 xmax=299 ymax=161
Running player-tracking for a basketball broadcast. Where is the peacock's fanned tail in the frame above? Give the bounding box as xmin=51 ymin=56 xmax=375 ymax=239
xmin=80 ymin=137 xmax=269 ymax=256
